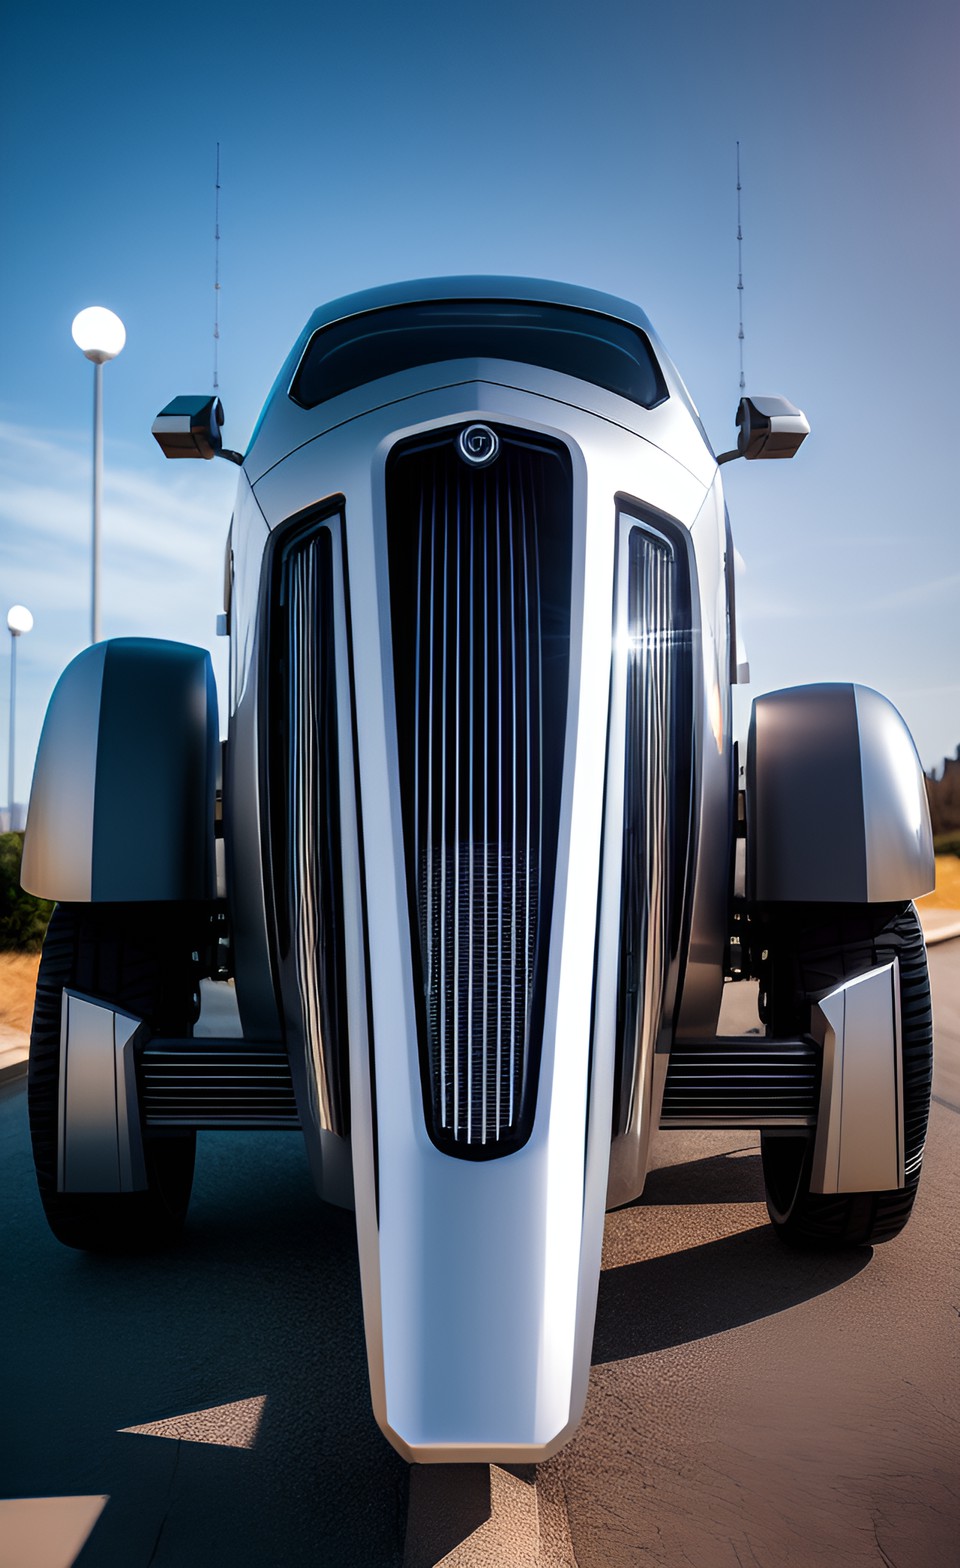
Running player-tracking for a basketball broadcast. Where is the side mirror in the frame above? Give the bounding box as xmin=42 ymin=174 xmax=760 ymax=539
xmin=152 ymin=396 xmax=243 ymax=464
xmin=717 ymin=395 xmax=810 ymax=464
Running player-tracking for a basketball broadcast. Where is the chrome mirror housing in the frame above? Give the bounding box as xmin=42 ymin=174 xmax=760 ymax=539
xmin=152 ymin=395 xmax=242 ymax=463
xmin=735 ymin=394 xmax=809 ymax=460
xmin=717 ymin=394 xmax=810 ymax=464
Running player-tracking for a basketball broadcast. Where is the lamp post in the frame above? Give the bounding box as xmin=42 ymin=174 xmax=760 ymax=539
xmin=71 ymin=306 xmax=126 ymax=644
xmin=7 ymin=605 xmax=33 ymax=827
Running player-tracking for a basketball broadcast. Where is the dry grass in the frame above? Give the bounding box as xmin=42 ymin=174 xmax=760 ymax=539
xmin=0 ymin=952 xmax=40 ymax=1035
xmin=917 ymin=854 xmax=960 ymax=912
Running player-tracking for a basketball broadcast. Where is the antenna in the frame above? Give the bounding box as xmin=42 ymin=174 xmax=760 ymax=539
xmin=213 ymin=142 xmax=221 ymax=393
xmin=736 ymin=141 xmax=745 ymax=392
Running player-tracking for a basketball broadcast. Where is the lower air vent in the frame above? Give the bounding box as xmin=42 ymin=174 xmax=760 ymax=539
xmin=660 ymin=1038 xmax=819 ymax=1126
xmin=141 ymin=1043 xmax=299 ymax=1129
xmin=387 ymin=427 xmax=572 ymax=1157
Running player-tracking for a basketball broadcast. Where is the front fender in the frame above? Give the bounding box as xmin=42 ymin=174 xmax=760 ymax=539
xmin=22 ymin=638 xmax=218 ymax=902
xmin=746 ymin=683 xmax=933 ymax=903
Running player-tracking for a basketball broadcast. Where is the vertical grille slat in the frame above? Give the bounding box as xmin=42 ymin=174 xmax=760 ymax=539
xmin=482 ymin=488 xmax=490 ymax=1145
xmin=508 ymin=484 xmax=518 ymax=1129
xmin=388 ymin=430 xmax=572 ymax=1157
xmin=439 ymin=475 xmax=450 ymax=1126
xmin=453 ymin=465 xmax=462 ymax=1136
xmin=496 ymin=479 xmax=504 ymax=1137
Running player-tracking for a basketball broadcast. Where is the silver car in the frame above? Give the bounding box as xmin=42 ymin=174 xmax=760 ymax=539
xmin=22 ymin=277 xmax=935 ymax=1462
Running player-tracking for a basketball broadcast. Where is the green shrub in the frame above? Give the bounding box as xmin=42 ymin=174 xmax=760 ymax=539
xmin=0 ymin=833 xmax=54 ymax=952
xmin=934 ymin=833 xmax=960 ymax=858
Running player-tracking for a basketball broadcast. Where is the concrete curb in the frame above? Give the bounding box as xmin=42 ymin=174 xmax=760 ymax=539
xmin=0 ymin=1020 xmax=28 ymax=1084
xmin=0 ymin=1041 xmax=28 ymax=1086
xmin=920 ymin=914 xmax=960 ymax=946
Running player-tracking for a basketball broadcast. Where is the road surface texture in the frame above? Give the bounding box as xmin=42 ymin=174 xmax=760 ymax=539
xmin=1 ymin=944 xmax=957 ymax=1568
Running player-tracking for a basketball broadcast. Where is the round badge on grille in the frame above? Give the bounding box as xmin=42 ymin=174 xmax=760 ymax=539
xmin=458 ymin=424 xmax=499 ymax=467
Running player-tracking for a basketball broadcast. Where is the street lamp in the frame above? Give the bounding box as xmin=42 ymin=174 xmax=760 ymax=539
xmin=7 ymin=605 xmax=33 ymax=828
xmin=71 ymin=306 xmax=126 ymax=644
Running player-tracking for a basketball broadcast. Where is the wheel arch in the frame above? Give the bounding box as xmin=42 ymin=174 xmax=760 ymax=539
xmin=21 ymin=638 xmax=219 ymax=902
xmin=746 ymin=683 xmax=934 ymax=903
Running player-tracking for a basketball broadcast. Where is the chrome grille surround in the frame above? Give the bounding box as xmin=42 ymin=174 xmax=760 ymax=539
xmin=387 ymin=427 xmax=572 ymax=1156
xmin=613 ymin=515 xmax=694 ymax=1136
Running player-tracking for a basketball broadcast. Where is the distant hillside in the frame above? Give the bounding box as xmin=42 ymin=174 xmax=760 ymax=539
xmin=926 ymin=746 xmax=960 ymax=838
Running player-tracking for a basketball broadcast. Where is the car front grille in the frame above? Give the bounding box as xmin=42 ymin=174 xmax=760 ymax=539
xmin=387 ymin=428 xmax=572 ymax=1156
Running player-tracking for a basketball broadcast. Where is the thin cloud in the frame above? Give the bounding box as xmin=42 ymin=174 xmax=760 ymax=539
xmin=872 ymin=573 xmax=960 ymax=612
xmin=0 ymin=420 xmax=235 ymax=795
xmin=0 ymin=419 xmax=234 ymax=573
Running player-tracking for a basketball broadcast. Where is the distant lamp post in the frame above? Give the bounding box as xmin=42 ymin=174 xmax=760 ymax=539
xmin=7 ymin=605 xmax=33 ymax=827
xmin=71 ymin=306 xmax=126 ymax=644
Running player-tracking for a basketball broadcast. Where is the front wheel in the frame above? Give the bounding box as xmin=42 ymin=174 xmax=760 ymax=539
xmin=28 ymin=903 xmax=201 ymax=1252
xmin=758 ymin=903 xmax=932 ymax=1248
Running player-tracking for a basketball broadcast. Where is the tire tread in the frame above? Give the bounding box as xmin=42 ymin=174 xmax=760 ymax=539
xmin=28 ymin=903 xmax=199 ymax=1253
xmin=759 ymin=903 xmax=932 ymax=1248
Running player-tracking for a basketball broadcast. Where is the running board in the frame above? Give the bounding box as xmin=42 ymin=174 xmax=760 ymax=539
xmin=660 ymin=1035 xmax=819 ymax=1128
xmin=140 ymin=1038 xmax=299 ymax=1130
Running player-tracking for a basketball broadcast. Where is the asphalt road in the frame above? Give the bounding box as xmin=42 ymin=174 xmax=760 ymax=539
xmin=1 ymin=943 xmax=957 ymax=1568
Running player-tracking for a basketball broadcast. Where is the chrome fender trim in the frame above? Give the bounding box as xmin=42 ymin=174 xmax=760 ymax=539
xmin=57 ymin=991 xmax=147 ymax=1194
xmin=810 ymin=961 xmax=905 ymax=1195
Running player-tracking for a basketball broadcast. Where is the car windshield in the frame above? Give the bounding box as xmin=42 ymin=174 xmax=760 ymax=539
xmin=290 ymin=300 xmax=668 ymax=411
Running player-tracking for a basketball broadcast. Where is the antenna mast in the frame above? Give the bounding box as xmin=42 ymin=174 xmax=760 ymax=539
xmin=736 ymin=141 xmax=745 ymax=392
xmin=213 ymin=143 xmax=221 ymax=393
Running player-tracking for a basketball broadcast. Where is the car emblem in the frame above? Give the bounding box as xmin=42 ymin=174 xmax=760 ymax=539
xmin=458 ymin=424 xmax=499 ymax=467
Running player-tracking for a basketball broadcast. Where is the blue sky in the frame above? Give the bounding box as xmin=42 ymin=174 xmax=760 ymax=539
xmin=1 ymin=0 xmax=958 ymax=802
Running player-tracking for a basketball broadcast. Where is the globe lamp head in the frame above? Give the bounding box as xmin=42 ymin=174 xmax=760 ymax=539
xmin=7 ymin=605 xmax=33 ymax=637
xmin=71 ymin=306 xmax=126 ymax=364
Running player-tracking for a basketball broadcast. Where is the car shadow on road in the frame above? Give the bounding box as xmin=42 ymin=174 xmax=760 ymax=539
xmin=592 ymin=1221 xmax=870 ymax=1366
xmin=6 ymin=1114 xmax=868 ymax=1567
xmin=7 ymin=1129 xmax=408 ymax=1568
xmin=638 ymin=1148 xmax=768 ymax=1205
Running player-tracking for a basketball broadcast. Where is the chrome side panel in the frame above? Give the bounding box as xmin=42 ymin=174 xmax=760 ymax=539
xmin=747 ymin=684 xmax=934 ymax=903
xmin=227 ymin=474 xmax=361 ymax=1204
xmin=810 ymin=962 xmax=905 ymax=1194
xmin=226 ymin=476 xmax=283 ymax=1043
xmin=607 ymin=477 xmax=733 ymax=1206
xmin=674 ymin=479 xmax=734 ymax=1039
xmin=23 ymin=639 xmax=218 ymax=903
xmin=606 ymin=514 xmax=692 ymax=1206
xmin=249 ymin=380 xmax=706 ymax=1459
xmin=281 ymin=513 xmax=359 ymax=1206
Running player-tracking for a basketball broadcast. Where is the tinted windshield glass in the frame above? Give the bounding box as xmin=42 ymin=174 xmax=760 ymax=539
xmin=290 ymin=300 xmax=668 ymax=410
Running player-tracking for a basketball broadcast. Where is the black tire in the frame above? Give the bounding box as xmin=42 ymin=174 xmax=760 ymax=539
xmin=758 ymin=902 xmax=932 ymax=1248
xmin=28 ymin=903 xmax=201 ymax=1252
